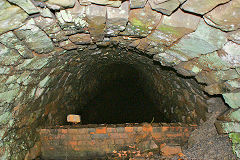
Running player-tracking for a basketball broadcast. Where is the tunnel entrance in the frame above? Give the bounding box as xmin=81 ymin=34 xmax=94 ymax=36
xmin=80 ymin=63 xmax=164 ymax=124
xmin=22 ymin=48 xmax=214 ymax=159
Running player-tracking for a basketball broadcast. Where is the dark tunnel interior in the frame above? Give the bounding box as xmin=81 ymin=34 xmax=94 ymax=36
xmin=77 ymin=63 xmax=164 ymax=124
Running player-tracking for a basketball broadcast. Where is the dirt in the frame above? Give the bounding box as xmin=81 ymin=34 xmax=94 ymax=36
xmin=170 ymin=97 xmax=238 ymax=160
xmin=107 ymin=97 xmax=239 ymax=160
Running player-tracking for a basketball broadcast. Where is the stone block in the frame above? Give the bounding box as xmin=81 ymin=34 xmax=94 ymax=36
xmin=148 ymin=0 xmax=180 ymax=15
xmin=204 ymin=0 xmax=240 ymax=31
xmin=46 ymin=0 xmax=76 ymax=9
xmin=215 ymin=121 xmax=240 ymax=134
xmin=167 ymin=20 xmax=227 ymax=61
xmin=106 ymin=1 xmax=129 ymax=36
xmin=89 ymin=0 xmax=122 ymax=7
xmin=148 ymin=9 xmax=200 ymax=46
xmin=218 ymin=108 xmax=240 ymax=122
xmin=59 ymin=40 xmax=78 ymax=50
xmin=122 ymin=2 xmax=162 ymax=37
xmin=14 ymin=19 xmax=54 ymax=54
xmin=0 ymin=31 xmax=33 ymax=58
xmin=67 ymin=114 xmax=81 ymax=124
xmin=0 ymin=1 xmax=28 ymax=34
xmin=69 ymin=33 xmax=92 ymax=44
xmin=91 ymin=133 xmax=109 ymax=139
xmin=7 ymin=0 xmax=39 ymax=14
xmin=223 ymin=92 xmax=240 ymax=109
xmin=196 ymin=69 xmax=240 ymax=85
xmin=130 ymin=0 xmax=147 ymax=8
xmin=160 ymin=144 xmax=181 ymax=157
xmin=181 ymin=0 xmax=230 ymax=15
xmin=86 ymin=4 xmax=106 ymax=42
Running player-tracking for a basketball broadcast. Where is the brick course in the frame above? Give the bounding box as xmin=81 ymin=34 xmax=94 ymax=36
xmin=40 ymin=123 xmax=197 ymax=159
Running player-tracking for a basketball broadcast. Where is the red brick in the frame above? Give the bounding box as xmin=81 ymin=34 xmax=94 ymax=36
xmin=133 ymin=126 xmax=142 ymax=132
xmin=71 ymin=134 xmax=91 ymax=141
xmin=68 ymin=129 xmax=79 ymax=134
xmin=61 ymin=129 xmax=68 ymax=134
xmin=152 ymin=133 xmax=162 ymax=139
xmin=125 ymin=127 xmax=133 ymax=132
xmin=109 ymin=133 xmax=128 ymax=139
xmin=142 ymin=125 xmax=153 ymax=133
xmin=69 ymin=141 xmax=77 ymax=146
xmin=96 ymin=127 xmax=107 ymax=134
xmin=107 ymin=127 xmax=117 ymax=133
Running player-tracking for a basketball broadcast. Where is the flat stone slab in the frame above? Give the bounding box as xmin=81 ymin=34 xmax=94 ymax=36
xmin=204 ymin=0 xmax=240 ymax=31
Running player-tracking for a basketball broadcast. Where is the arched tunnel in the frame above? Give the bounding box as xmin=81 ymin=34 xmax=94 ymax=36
xmin=0 ymin=0 xmax=240 ymax=159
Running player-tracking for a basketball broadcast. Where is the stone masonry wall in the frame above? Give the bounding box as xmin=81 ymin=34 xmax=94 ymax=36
xmin=40 ymin=123 xmax=197 ymax=159
xmin=0 ymin=0 xmax=240 ymax=159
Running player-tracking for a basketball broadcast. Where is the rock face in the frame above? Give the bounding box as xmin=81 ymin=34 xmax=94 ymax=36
xmin=0 ymin=0 xmax=240 ymax=159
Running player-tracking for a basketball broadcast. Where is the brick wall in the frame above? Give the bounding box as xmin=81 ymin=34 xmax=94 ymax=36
xmin=40 ymin=123 xmax=197 ymax=159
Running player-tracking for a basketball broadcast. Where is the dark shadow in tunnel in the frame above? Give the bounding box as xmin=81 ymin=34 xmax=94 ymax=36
xmin=79 ymin=63 xmax=165 ymax=124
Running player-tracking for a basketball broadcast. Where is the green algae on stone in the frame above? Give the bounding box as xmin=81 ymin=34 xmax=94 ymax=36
xmin=221 ymin=41 xmax=240 ymax=67
xmin=0 ymin=67 xmax=10 ymax=74
xmin=39 ymin=76 xmax=51 ymax=88
xmin=148 ymin=9 xmax=200 ymax=46
xmin=197 ymin=51 xmax=231 ymax=70
xmin=167 ymin=20 xmax=227 ymax=60
xmin=218 ymin=108 xmax=240 ymax=122
xmin=16 ymin=57 xmax=49 ymax=70
xmin=196 ymin=69 xmax=240 ymax=85
xmin=0 ymin=112 xmax=11 ymax=125
xmin=0 ymin=88 xmax=20 ymax=104
xmin=122 ymin=3 xmax=162 ymax=37
xmin=14 ymin=19 xmax=54 ymax=54
xmin=229 ymin=133 xmax=240 ymax=157
xmin=223 ymin=92 xmax=240 ymax=109
xmin=0 ymin=31 xmax=33 ymax=58
xmin=7 ymin=0 xmax=39 ymax=14
xmin=0 ymin=1 xmax=28 ymax=34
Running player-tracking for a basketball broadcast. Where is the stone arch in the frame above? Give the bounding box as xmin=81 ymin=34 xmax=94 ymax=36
xmin=0 ymin=0 xmax=240 ymax=159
